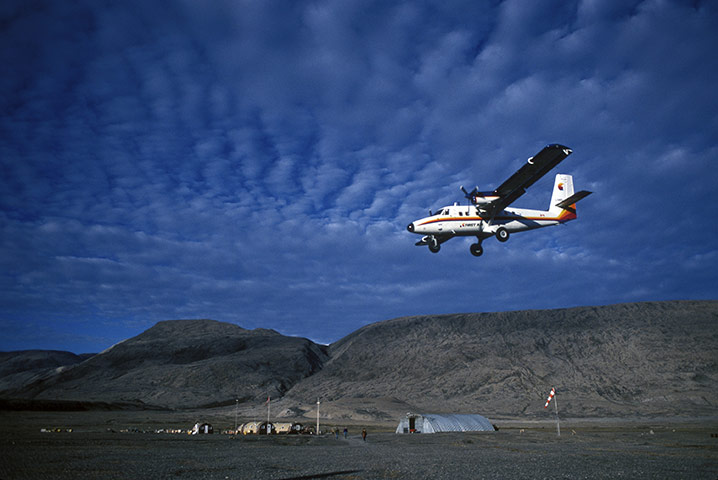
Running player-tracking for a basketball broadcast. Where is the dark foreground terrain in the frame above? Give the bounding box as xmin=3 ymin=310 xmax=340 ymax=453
xmin=1 ymin=411 xmax=716 ymax=479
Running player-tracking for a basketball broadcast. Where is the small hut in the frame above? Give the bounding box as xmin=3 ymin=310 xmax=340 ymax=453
xmin=191 ymin=423 xmax=213 ymax=434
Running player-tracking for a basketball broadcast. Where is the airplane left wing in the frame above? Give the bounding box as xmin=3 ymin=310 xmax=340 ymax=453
xmin=479 ymin=144 xmax=573 ymax=216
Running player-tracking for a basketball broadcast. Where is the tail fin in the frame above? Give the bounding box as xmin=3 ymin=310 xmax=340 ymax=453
xmin=549 ymin=174 xmax=574 ymax=214
xmin=549 ymin=173 xmax=592 ymax=219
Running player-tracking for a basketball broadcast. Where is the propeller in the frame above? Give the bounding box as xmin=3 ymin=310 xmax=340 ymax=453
xmin=460 ymin=185 xmax=480 ymax=198
xmin=460 ymin=185 xmax=481 ymax=205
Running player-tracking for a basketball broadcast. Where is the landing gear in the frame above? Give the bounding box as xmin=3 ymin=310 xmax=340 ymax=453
xmin=470 ymin=243 xmax=483 ymax=257
xmin=495 ymin=227 xmax=509 ymax=243
xmin=428 ymin=237 xmax=441 ymax=253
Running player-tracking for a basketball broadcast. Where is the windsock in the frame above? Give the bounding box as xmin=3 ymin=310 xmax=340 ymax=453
xmin=544 ymin=387 xmax=555 ymax=408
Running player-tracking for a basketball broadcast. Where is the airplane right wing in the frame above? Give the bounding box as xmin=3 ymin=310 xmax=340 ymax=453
xmin=479 ymin=144 xmax=573 ymax=217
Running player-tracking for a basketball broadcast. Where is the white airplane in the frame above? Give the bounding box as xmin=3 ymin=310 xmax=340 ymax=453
xmin=406 ymin=144 xmax=591 ymax=257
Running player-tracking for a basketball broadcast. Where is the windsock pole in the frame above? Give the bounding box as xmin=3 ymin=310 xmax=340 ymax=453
xmin=544 ymin=387 xmax=560 ymax=437
xmin=316 ymin=400 xmax=321 ymax=435
xmin=554 ymin=391 xmax=560 ymax=437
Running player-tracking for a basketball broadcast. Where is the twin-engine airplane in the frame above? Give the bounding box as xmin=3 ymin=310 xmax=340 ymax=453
xmin=406 ymin=144 xmax=591 ymax=257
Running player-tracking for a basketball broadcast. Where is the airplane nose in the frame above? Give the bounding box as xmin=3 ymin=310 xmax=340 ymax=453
xmin=407 ymin=223 xmax=415 ymax=232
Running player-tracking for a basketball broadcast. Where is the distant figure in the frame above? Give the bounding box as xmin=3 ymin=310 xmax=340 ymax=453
xmin=343 ymin=427 xmax=348 ymax=439
xmin=334 ymin=427 xmax=338 ymax=439
xmin=361 ymin=428 xmax=367 ymax=442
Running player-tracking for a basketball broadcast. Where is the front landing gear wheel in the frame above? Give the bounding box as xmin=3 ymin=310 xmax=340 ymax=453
xmin=429 ymin=237 xmax=440 ymax=253
xmin=496 ymin=227 xmax=509 ymax=242
xmin=470 ymin=243 xmax=483 ymax=257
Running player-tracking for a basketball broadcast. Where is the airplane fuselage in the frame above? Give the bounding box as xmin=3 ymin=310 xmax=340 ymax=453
xmin=408 ymin=204 xmax=575 ymax=240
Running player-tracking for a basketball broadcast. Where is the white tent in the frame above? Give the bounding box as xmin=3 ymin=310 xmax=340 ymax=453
xmin=396 ymin=413 xmax=495 ymax=434
xmin=191 ymin=422 xmax=213 ymax=434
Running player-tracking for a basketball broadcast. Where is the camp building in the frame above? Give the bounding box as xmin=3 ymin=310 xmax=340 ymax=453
xmin=242 ymin=421 xmax=275 ymax=435
xmin=396 ymin=413 xmax=495 ymax=434
xmin=273 ymin=422 xmax=304 ymax=434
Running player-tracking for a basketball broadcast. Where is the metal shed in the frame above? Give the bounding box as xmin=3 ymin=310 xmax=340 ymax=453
xmin=396 ymin=413 xmax=495 ymax=434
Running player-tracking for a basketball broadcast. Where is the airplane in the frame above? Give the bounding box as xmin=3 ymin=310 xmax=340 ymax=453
xmin=406 ymin=144 xmax=591 ymax=257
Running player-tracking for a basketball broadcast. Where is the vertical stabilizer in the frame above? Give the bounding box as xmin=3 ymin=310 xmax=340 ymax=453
xmin=549 ymin=174 xmax=574 ymax=216
xmin=548 ymin=174 xmax=592 ymax=220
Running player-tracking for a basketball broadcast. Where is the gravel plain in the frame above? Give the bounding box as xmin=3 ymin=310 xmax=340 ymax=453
xmin=1 ymin=411 xmax=717 ymax=479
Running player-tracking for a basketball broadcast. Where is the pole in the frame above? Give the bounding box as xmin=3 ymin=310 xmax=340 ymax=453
xmin=554 ymin=390 xmax=560 ymax=437
xmin=267 ymin=397 xmax=271 ymax=435
xmin=234 ymin=399 xmax=238 ymax=433
xmin=316 ymin=400 xmax=320 ymax=435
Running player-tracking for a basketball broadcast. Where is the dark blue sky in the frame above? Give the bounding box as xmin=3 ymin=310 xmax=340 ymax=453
xmin=1 ymin=0 xmax=717 ymax=353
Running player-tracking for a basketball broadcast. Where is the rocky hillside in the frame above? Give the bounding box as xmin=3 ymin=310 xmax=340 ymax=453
xmin=6 ymin=320 xmax=327 ymax=409
xmin=282 ymin=301 xmax=718 ymax=419
xmin=1 ymin=301 xmax=716 ymax=419
xmin=0 ymin=350 xmax=90 ymax=393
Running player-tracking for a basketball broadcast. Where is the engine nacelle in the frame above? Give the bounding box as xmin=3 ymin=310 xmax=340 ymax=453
xmin=471 ymin=195 xmax=494 ymax=205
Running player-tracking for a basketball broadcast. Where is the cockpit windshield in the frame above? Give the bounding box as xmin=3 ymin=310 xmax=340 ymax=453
xmin=432 ymin=208 xmax=449 ymax=216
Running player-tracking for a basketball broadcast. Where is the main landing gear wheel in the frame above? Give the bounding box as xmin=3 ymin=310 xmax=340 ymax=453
xmin=470 ymin=243 xmax=483 ymax=257
xmin=495 ymin=227 xmax=509 ymax=243
xmin=429 ymin=237 xmax=440 ymax=253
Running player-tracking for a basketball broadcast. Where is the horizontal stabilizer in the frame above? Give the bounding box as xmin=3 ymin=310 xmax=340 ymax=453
xmin=555 ymin=190 xmax=592 ymax=213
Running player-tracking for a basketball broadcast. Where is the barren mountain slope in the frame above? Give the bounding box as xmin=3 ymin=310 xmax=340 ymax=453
xmin=284 ymin=301 xmax=718 ymax=418
xmin=2 ymin=302 xmax=716 ymax=418
xmin=8 ymin=320 xmax=328 ymax=409
xmin=0 ymin=350 xmax=89 ymax=392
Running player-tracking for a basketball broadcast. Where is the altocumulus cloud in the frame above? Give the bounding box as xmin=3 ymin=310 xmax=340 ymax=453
xmin=1 ymin=0 xmax=717 ymax=352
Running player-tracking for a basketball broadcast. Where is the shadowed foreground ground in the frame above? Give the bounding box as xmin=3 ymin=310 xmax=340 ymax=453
xmin=0 ymin=412 xmax=716 ymax=479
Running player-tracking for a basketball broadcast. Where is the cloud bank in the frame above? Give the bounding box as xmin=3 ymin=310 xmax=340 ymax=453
xmin=1 ymin=0 xmax=716 ymax=352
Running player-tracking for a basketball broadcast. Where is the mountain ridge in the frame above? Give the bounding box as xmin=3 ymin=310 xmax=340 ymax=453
xmin=284 ymin=301 xmax=716 ymax=419
xmin=3 ymin=320 xmax=328 ymax=409
xmin=1 ymin=301 xmax=716 ymax=419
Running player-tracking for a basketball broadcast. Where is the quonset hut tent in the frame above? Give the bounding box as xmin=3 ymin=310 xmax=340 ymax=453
xmin=396 ymin=413 xmax=495 ymax=434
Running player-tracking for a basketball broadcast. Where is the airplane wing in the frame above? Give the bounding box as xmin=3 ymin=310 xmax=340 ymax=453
xmin=479 ymin=144 xmax=573 ymax=217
